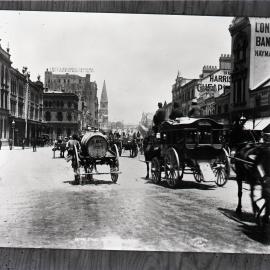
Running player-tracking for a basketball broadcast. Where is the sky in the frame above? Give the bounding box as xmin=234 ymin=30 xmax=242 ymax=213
xmin=0 ymin=11 xmax=232 ymax=124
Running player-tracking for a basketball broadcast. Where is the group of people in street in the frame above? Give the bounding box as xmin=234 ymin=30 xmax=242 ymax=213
xmin=0 ymin=137 xmax=36 ymax=151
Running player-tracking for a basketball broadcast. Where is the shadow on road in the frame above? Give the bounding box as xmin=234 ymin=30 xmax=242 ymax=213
xmin=142 ymin=178 xmax=215 ymax=190
xmin=63 ymin=179 xmax=115 ymax=186
xmin=218 ymin=207 xmax=270 ymax=245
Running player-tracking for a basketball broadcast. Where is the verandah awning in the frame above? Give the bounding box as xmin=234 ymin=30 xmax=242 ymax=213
xmin=244 ymin=117 xmax=270 ymax=130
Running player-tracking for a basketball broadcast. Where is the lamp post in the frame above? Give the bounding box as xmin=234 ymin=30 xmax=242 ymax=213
xmin=12 ymin=120 xmax=15 ymax=146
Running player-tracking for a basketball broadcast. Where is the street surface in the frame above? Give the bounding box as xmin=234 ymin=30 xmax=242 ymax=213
xmin=0 ymin=146 xmax=269 ymax=253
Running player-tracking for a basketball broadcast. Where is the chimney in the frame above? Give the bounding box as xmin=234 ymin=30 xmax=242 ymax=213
xmin=219 ymin=54 xmax=231 ymax=70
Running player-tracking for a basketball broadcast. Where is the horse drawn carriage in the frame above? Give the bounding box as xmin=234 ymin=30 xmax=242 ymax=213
xmin=146 ymin=117 xmax=230 ymax=188
xmin=52 ymin=138 xmax=67 ymax=158
xmin=71 ymin=130 xmax=121 ymax=185
xmin=121 ymin=136 xmax=138 ymax=157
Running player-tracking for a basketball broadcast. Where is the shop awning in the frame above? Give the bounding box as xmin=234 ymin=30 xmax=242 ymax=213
xmin=244 ymin=117 xmax=270 ymax=130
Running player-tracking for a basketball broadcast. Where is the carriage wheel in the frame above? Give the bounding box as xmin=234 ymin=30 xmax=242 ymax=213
xmin=212 ymin=149 xmax=230 ymax=187
xmin=73 ymin=145 xmax=81 ymax=185
xmin=164 ymin=147 xmax=183 ymax=188
xmin=193 ymin=166 xmax=203 ymax=183
xmin=151 ymin=157 xmax=161 ymax=184
xmin=111 ymin=144 xmax=120 ymax=183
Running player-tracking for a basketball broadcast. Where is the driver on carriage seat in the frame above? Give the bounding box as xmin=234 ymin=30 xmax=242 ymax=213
xmin=66 ymin=134 xmax=81 ymax=162
xmin=153 ymin=102 xmax=166 ymax=133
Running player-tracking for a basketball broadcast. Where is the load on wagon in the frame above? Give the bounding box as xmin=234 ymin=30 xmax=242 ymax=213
xmin=70 ymin=130 xmax=121 ymax=185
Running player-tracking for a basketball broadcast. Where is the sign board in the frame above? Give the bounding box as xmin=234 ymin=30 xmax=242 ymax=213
xmin=198 ymin=70 xmax=231 ymax=98
xmin=249 ymin=17 xmax=270 ymax=89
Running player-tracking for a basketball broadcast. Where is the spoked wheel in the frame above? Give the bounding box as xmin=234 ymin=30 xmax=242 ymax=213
xmin=151 ymin=157 xmax=161 ymax=184
xmin=73 ymin=145 xmax=81 ymax=185
xmin=193 ymin=166 xmax=203 ymax=183
xmin=212 ymin=149 xmax=230 ymax=187
xmin=111 ymin=144 xmax=120 ymax=183
xmin=251 ymin=183 xmax=270 ymax=227
xmin=164 ymin=147 xmax=183 ymax=188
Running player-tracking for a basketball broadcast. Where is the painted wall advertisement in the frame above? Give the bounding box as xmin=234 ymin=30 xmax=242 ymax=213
xmin=198 ymin=70 xmax=230 ymax=98
xmin=250 ymin=17 xmax=270 ymax=90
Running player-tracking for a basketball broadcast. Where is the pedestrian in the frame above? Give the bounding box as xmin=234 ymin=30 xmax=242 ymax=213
xmin=9 ymin=138 xmax=13 ymax=150
xmin=32 ymin=137 xmax=37 ymax=152
xmin=22 ymin=138 xmax=25 ymax=150
xmin=0 ymin=138 xmax=2 ymax=150
xmin=169 ymin=102 xmax=183 ymax=120
xmin=152 ymin=102 xmax=166 ymax=133
xmin=188 ymin=99 xmax=202 ymax=118
xmin=66 ymin=134 xmax=81 ymax=162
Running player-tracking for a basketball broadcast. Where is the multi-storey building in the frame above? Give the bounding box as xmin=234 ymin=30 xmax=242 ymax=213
xmin=198 ymin=54 xmax=231 ymax=117
xmin=43 ymin=91 xmax=79 ymax=139
xmin=171 ymin=72 xmax=192 ymax=104
xmin=44 ymin=70 xmax=98 ymax=128
xmin=229 ymin=17 xmax=270 ymax=130
xmin=0 ymin=44 xmax=11 ymax=143
xmin=9 ymin=67 xmax=44 ymax=145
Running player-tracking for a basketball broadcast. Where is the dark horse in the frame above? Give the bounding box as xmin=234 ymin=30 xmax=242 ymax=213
xmin=143 ymin=134 xmax=157 ymax=179
xmin=234 ymin=142 xmax=270 ymax=225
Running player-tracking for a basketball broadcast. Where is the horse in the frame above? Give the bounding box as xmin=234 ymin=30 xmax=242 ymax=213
xmin=143 ymin=134 xmax=157 ymax=179
xmin=234 ymin=142 xmax=270 ymax=225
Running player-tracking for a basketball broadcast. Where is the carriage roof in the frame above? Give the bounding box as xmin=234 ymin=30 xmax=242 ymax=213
xmin=159 ymin=117 xmax=224 ymax=132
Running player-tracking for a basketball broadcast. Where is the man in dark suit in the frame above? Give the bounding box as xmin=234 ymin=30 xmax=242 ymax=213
xmin=188 ymin=99 xmax=202 ymax=118
xmin=153 ymin=102 xmax=166 ymax=133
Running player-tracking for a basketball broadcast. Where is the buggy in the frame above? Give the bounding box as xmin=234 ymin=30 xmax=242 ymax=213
xmin=147 ymin=117 xmax=230 ymax=188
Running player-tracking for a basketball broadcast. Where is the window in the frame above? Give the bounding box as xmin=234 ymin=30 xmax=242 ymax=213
xmin=44 ymin=101 xmax=48 ymax=107
xmin=224 ymin=104 xmax=228 ymax=113
xmin=45 ymin=111 xmax=51 ymax=121
xmin=57 ymin=111 xmax=63 ymax=121
xmin=67 ymin=112 xmax=72 ymax=121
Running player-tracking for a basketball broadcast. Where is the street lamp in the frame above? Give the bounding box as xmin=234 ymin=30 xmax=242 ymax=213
xmin=12 ymin=120 xmax=15 ymax=145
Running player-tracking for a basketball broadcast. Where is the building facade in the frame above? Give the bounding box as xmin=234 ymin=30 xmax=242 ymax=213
xmin=99 ymin=80 xmax=108 ymax=130
xmin=43 ymin=91 xmax=79 ymax=139
xmin=44 ymin=70 xmax=98 ymax=129
xmin=229 ymin=17 xmax=270 ymax=124
xmin=9 ymin=67 xmax=44 ymax=145
xmin=0 ymin=44 xmax=11 ymax=143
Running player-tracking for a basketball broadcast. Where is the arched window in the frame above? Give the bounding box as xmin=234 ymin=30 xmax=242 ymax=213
xmin=57 ymin=111 xmax=63 ymax=121
xmin=45 ymin=111 xmax=51 ymax=121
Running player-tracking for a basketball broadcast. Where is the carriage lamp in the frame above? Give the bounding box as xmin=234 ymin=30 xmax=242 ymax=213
xmin=239 ymin=114 xmax=246 ymax=125
xmin=156 ymin=133 xmax=161 ymax=139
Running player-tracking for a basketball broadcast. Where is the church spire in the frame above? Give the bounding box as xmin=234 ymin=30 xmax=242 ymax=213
xmin=101 ymin=80 xmax=108 ymax=103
